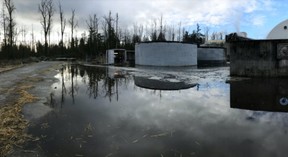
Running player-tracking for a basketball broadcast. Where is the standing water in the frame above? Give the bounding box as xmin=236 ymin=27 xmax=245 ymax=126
xmin=26 ymin=64 xmax=288 ymax=157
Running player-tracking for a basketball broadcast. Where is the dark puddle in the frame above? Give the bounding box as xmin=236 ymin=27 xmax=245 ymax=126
xmin=26 ymin=64 xmax=288 ymax=157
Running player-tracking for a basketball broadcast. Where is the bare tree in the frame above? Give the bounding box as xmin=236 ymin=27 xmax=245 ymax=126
xmin=59 ymin=1 xmax=66 ymax=55
xmin=219 ymin=32 xmax=223 ymax=40
xmin=87 ymin=14 xmax=99 ymax=55
xmin=115 ymin=13 xmax=118 ymax=48
xmin=138 ymin=24 xmax=144 ymax=41
xmin=132 ymin=23 xmax=143 ymax=43
xmin=204 ymin=26 xmax=210 ymax=43
xmin=178 ymin=21 xmax=181 ymax=42
xmin=1 ymin=2 xmax=7 ymax=47
xmin=68 ymin=9 xmax=77 ymax=49
xmin=150 ymin=18 xmax=157 ymax=41
xmin=211 ymin=32 xmax=216 ymax=40
xmin=157 ymin=14 xmax=165 ymax=41
xmin=103 ymin=11 xmax=118 ymax=49
xmin=39 ymin=0 xmax=54 ymax=56
xmin=20 ymin=25 xmax=27 ymax=44
xmin=4 ymin=0 xmax=16 ymax=48
xmin=30 ymin=25 xmax=35 ymax=52
xmin=167 ymin=25 xmax=175 ymax=41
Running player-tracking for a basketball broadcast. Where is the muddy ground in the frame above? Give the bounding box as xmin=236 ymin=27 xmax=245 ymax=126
xmin=0 ymin=61 xmax=63 ymax=157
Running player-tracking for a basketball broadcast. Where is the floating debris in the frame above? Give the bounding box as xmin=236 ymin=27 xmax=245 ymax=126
xmin=105 ymin=153 xmax=114 ymax=157
xmin=150 ymin=132 xmax=169 ymax=138
xmin=132 ymin=139 xmax=139 ymax=143
xmin=195 ymin=141 xmax=201 ymax=146
xmin=84 ymin=123 xmax=94 ymax=133
xmin=40 ymin=123 xmax=50 ymax=129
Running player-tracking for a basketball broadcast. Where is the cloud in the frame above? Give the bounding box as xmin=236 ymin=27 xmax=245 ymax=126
xmin=1 ymin=0 xmax=277 ymax=40
xmin=251 ymin=15 xmax=265 ymax=26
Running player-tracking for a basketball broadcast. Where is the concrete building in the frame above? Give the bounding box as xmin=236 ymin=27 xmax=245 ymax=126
xmin=106 ymin=49 xmax=135 ymax=65
xmin=267 ymin=19 xmax=288 ymax=39
xmin=197 ymin=47 xmax=226 ymax=66
xmin=135 ymin=42 xmax=197 ymax=66
xmin=228 ymin=39 xmax=288 ymax=77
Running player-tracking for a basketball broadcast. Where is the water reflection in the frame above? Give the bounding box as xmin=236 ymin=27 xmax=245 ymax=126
xmin=27 ymin=64 xmax=288 ymax=157
xmin=134 ymin=76 xmax=197 ymax=90
xmin=52 ymin=64 xmax=198 ymax=108
xmin=53 ymin=64 xmax=132 ymax=106
xmin=230 ymin=78 xmax=288 ymax=112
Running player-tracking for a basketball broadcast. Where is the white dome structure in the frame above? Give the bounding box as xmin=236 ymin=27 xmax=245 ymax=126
xmin=267 ymin=19 xmax=288 ymax=39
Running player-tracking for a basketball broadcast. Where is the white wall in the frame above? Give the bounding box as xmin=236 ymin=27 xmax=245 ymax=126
xmin=267 ymin=19 xmax=288 ymax=39
xmin=106 ymin=50 xmax=115 ymax=64
xmin=135 ymin=42 xmax=197 ymax=66
xmin=198 ymin=48 xmax=226 ymax=61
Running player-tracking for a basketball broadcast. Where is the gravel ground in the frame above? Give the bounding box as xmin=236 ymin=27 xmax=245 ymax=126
xmin=0 ymin=61 xmax=62 ymax=109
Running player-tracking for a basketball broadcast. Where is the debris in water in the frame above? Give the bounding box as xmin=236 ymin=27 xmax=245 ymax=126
xmin=84 ymin=123 xmax=94 ymax=132
xmin=150 ymin=132 xmax=169 ymax=138
xmin=105 ymin=153 xmax=114 ymax=157
xmin=40 ymin=123 xmax=50 ymax=129
xmin=195 ymin=141 xmax=201 ymax=146
xmin=132 ymin=139 xmax=139 ymax=143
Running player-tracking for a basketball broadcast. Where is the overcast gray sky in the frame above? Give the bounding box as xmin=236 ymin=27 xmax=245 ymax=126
xmin=4 ymin=0 xmax=287 ymax=43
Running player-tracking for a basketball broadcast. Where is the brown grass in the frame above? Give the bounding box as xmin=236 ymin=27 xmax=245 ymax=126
xmin=0 ymin=85 xmax=36 ymax=156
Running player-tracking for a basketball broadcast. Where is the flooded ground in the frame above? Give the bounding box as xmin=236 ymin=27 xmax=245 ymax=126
xmin=25 ymin=63 xmax=288 ymax=157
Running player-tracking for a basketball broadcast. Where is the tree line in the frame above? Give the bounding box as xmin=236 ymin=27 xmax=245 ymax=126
xmin=0 ymin=0 xmax=225 ymax=60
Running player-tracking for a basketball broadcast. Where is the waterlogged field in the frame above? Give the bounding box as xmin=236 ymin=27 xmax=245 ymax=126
xmin=26 ymin=64 xmax=288 ymax=157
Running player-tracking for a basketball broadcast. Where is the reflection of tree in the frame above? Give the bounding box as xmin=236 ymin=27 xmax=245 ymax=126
xmin=84 ymin=66 xmax=130 ymax=101
xmin=69 ymin=64 xmax=78 ymax=103
xmin=59 ymin=63 xmax=79 ymax=106
xmin=58 ymin=65 xmax=132 ymax=102
xmin=85 ymin=66 xmax=106 ymax=99
xmin=61 ymin=65 xmax=67 ymax=107
xmin=103 ymin=77 xmax=115 ymax=102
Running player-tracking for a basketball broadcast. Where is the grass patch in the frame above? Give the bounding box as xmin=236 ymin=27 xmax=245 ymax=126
xmin=0 ymin=85 xmax=36 ymax=156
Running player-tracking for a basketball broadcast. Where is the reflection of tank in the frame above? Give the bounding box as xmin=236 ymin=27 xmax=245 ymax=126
xmin=230 ymin=78 xmax=288 ymax=112
xmin=134 ymin=76 xmax=197 ymax=90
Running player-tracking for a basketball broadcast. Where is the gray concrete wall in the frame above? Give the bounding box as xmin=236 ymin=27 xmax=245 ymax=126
xmin=135 ymin=42 xmax=197 ymax=66
xmin=229 ymin=40 xmax=288 ymax=77
xmin=198 ymin=47 xmax=226 ymax=66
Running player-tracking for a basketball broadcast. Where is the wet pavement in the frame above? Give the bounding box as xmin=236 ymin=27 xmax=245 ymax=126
xmin=0 ymin=61 xmax=61 ymax=108
xmin=10 ymin=63 xmax=287 ymax=157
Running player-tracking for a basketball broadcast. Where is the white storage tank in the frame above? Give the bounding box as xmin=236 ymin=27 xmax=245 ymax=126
xmin=135 ymin=42 xmax=197 ymax=66
xmin=197 ymin=47 xmax=226 ymax=66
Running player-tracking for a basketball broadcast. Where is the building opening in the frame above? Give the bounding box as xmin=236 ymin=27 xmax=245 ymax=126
xmin=114 ymin=49 xmax=126 ymax=64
